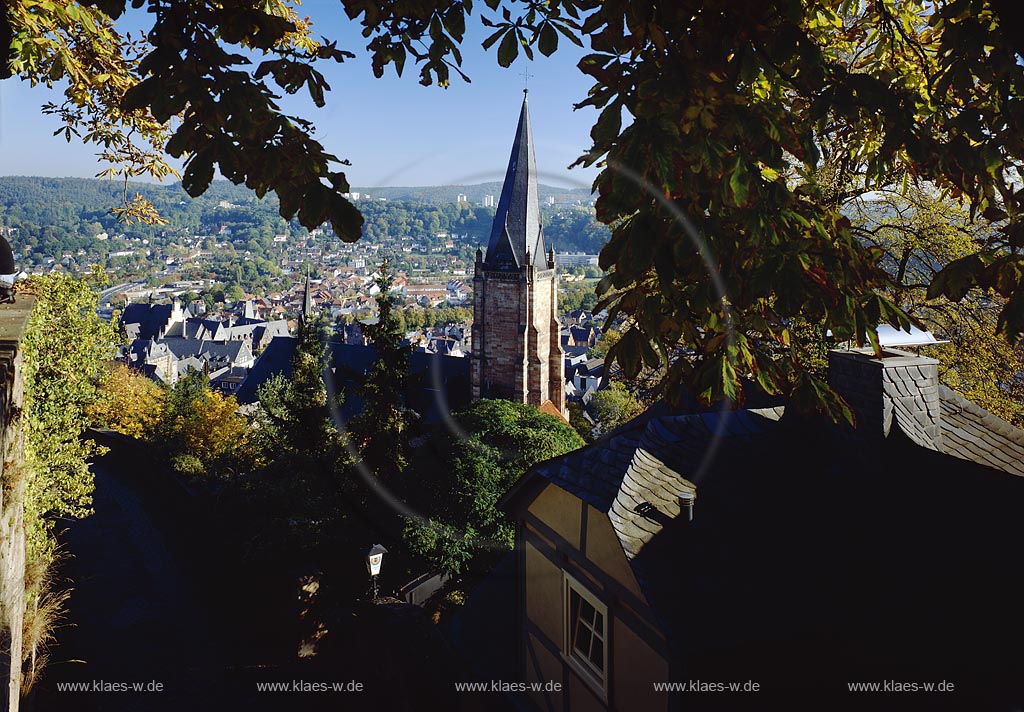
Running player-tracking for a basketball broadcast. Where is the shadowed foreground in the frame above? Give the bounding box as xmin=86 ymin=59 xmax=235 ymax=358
xmin=31 ymin=436 xmax=478 ymax=711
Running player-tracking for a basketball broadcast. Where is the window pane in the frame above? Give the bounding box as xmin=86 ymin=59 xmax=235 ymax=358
xmin=574 ymin=623 xmax=593 ymax=656
xmin=580 ymin=599 xmax=596 ymax=626
xmin=591 ymin=637 xmax=604 ymax=671
xmin=566 ymin=581 xmax=607 ymax=683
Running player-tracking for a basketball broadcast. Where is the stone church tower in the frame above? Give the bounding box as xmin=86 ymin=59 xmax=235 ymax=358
xmin=471 ymin=91 xmax=565 ymax=415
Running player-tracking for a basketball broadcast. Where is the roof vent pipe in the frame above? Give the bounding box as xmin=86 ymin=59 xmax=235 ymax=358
xmin=678 ymin=492 xmax=696 ymax=522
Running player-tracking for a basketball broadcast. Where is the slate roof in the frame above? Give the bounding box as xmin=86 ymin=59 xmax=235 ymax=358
xmin=120 ymin=303 xmax=174 ymax=340
xmin=181 ymin=316 xmax=288 ymax=345
xmin=183 ymin=318 xmax=226 ymax=340
xmin=234 ymin=336 xmax=296 ymax=403
xmin=939 ymin=385 xmax=1024 ymax=476
xmin=126 ymin=337 xmax=175 ymax=364
xmin=234 ymin=337 xmax=472 ymax=423
xmin=568 ymin=326 xmax=597 ymax=346
xmin=159 ymin=337 xmax=251 ymax=367
xmin=526 ymin=419 xmax=643 ymax=511
xmin=251 ymin=321 xmax=290 ymax=349
xmin=485 ymin=92 xmax=544 ymax=269
xmin=527 ymin=387 xmax=1024 ymax=578
xmin=425 ymin=337 xmax=463 ymax=356
xmin=303 ymin=268 xmax=315 ymax=317
xmin=177 ymin=356 xmax=206 ymax=375
xmin=527 ymin=407 xmax=785 ymax=560
xmin=574 ymin=358 xmax=606 ymax=384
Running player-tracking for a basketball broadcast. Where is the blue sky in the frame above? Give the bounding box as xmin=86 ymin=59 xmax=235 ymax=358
xmin=0 ymin=0 xmax=600 ymax=191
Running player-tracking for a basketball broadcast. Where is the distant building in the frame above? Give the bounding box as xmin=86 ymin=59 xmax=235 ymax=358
xmin=483 ymin=194 xmax=495 ymax=208
xmin=557 ymin=252 xmax=600 ymax=267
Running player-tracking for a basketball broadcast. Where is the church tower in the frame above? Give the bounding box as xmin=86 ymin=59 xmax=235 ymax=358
xmin=471 ymin=91 xmax=565 ymax=415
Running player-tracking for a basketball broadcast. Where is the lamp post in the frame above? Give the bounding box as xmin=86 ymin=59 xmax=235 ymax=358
xmin=365 ymin=544 xmax=387 ymax=600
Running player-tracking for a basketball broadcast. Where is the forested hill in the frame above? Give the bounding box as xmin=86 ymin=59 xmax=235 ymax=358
xmin=0 ymin=177 xmax=607 ymax=255
xmin=0 ymin=177 xmax=267 ymax=240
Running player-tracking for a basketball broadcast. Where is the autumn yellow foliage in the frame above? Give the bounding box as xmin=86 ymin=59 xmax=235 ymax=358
xmin=89 ymin=363 xmax=165 ymax=439
xmin=171 ymin=389 xmax=248 ymax=466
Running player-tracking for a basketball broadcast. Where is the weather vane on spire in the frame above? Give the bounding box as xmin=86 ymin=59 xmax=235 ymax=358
xmin=520 ymin=66 xmax=533 ymax=93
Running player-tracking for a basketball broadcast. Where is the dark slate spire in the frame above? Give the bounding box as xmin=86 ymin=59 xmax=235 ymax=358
xmin=485 ymin=91 xmax=544 ymax=269
xmin=303 ymin=264 xmax=314 ymax=318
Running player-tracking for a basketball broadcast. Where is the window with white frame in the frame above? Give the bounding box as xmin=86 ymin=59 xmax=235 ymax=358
xmin=564 ymin=572 xmax=608 ymax=690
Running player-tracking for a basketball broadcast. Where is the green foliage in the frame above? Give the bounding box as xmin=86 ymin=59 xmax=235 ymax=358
xmin=403 ymin=305 xmax=472 ymax=331
xmin=352 ymin=261 xmax=411 ymax=479
xmin=566 ymin=400 xmax=595 ymax=443
xmin=155 ymin=369 xmax=251 ymax=477
xmin=588 ymin=382 xmax=642 ymax=435
xmin=934 ymin=312 xmax=1024 ymax=428
xmin=21 ymin=271 xmax=117 ymax=559
xmin=586 ymin=326 xmax=621 ymax=360
xmin=252 ymin=314 xmax=339 ymax=462
xmin=235 ymin=315 xmax=355 ymax=563
xmin=542 ymin=207 xmax=609 ymax=255
xmin=170 ymin=453 xmax=205 ymax=478
xmin=560 ymin=283 xmax=600 ymax=315
xmin=404 ymin=399 xmax=584 ymax=575
xmin=402 ymin=519 xmax=476 ymax=578
xmin=849 ymin=185 xmax=1024 ymax=427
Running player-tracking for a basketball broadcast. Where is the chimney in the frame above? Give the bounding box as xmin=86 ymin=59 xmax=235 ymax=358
xmin=827 ymin=347 xmax=943 ymax=452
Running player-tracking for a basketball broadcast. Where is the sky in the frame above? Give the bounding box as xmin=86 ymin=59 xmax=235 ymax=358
xmin=0 ymin=0 xmax=601 ymax=192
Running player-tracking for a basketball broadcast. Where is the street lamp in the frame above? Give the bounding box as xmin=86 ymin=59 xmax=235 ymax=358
xmin=365 ymin=544 xmax=387 ymax=600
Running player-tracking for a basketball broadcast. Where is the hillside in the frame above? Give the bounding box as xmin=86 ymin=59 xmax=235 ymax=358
xmin=0 ymin=177 xmax=607 ymax=267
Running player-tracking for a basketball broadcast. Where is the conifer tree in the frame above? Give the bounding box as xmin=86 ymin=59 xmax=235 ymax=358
xmin=254 ymin=314 xmax=340 ymax=465
xmin=353 ymin=260 xmax=411 ymax=480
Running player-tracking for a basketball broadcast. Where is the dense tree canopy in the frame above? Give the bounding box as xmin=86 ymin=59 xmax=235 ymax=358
xmin=7 ymin=0 xmax=1024 ymax=419
xmin=404 ymin=399 xmax=583 ymax=575
xmin=90 ymin=361 xmax=166 ymax=438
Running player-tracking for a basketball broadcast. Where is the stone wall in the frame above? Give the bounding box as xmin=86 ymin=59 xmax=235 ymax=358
xmin=0 ymin=298 xmax=35 ymax=712
xmin=472 ymin=261 xmax=564 ymax=414
xmin=472 ymin=269 xmax=527 ymax=401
